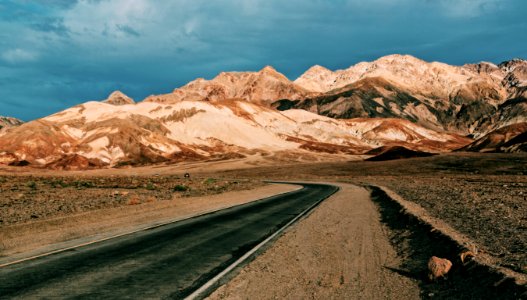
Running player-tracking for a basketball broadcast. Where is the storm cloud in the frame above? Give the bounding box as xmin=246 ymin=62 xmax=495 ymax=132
xmin=0 ymin=0 xmax=525 ymax=120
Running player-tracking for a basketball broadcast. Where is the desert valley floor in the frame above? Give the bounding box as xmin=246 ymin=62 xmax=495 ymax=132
xmin=0 ymin=152 xmax=525 ymax=299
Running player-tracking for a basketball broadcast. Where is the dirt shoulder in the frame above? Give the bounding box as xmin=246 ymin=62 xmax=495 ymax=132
xmin=0 ymin=183 xmax=300 ymax=265
xmin=208 ymin=183 xmax=420 ymax=300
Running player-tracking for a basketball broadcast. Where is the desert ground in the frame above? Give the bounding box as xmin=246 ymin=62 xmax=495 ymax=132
xmin=1 ymin=152 xmax=526 ymax=298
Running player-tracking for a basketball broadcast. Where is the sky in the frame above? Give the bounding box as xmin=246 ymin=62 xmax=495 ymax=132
xmin=0 ymin=0 xmax=526 ymax=121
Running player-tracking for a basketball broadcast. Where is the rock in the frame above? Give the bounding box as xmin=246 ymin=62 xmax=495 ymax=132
xmin=460 ymin=250 xmax=476 ymax=265
xmin=428 ymin=256 xmax=452 ymax=281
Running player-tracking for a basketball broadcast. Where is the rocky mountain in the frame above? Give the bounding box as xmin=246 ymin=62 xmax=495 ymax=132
xmin=283 ymin=55 xmax=527 ymax=136
xmin=0 ymin=116 xmax=23 ymax=136
xmin=143 ymin=66 xmax=314 ymax=105
xmin=460 ymin=122 xmax=527 ymax=153
xmin=2 ymin=54 xmax=527 ymax=169
xmin=0 ymin=97 xmax=468 ymax=169
xmin=135 ymin=54 xmax=526 ymax=138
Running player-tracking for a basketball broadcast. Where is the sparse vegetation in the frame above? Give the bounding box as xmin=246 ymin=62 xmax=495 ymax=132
xmin=26 ymin=181 xmax=37 ymax=190
xmin=0 ymin=174 xmax=263 ymax=226
xmin=203 ymin=178 xmax=216 ymax=185
xmin=73 ymin=180 xmax=95 ymax=189
xmin=145 ymin=182 xmax=157 ymax=190
xmin=173 ymin=184 xmax=189 ymax=192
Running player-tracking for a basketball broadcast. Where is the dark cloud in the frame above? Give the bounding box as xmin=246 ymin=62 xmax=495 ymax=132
xmin=44 ymin=0 xmax=80 ymax=9
xmin=30 ymin=17 xmax=70 ymax=37
xmin=115 ymin=24 xmax=140 ymax=37
xmin=0 ymin=0 xmax=526 ymax=121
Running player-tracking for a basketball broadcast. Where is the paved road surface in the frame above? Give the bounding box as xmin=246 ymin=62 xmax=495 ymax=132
xmin=0 ymin=183 xmax=337 ymax=299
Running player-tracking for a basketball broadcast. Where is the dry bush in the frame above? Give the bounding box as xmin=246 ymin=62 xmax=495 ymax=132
xmin=127 ymin=195 xmax=141 ymax=205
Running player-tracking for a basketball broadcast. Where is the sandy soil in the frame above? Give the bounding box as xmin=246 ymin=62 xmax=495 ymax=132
xmin=0 ymin=183 xmax=299 ymax=264
xmin=208 ymin=183 xmax=420 ymax=300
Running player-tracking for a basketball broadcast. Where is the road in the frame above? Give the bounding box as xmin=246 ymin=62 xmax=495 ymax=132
xmin=207 ymin=183 xmax=422 ymax=299
xmin=0 ymin=183 xmax=338 ymax=299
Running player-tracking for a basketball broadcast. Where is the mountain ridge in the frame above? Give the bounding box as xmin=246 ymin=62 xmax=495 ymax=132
xmin=1 ymin=54 xmax=527 ymax=169
xmin=0 ymin=98 xmax=468 ymax=169
xmin=143 ymin=65 xmax=315 ymax=105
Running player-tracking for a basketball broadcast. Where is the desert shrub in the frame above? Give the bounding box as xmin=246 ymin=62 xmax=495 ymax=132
xmin=48 ymin=179 xmax=68 ymax=188
xmin=204 ymin=178 xmax=216 ymax=185
xmin=26 ymin=181 xmax=37 ymax=190
xmin=173 ymin=185 xmax=189 ymax=192
xmin=74 ymin=180 xmax=94 ymax=189
xmin=145 ymin=182 xmax=157 ymax=190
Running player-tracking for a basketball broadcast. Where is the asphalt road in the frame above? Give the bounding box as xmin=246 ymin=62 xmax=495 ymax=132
xmin=0 ymin=183 xmax=338 ymax=299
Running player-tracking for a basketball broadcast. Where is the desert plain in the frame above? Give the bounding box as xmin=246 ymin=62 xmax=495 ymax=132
xmin=1 ymin=152 xmax=525 ymax=299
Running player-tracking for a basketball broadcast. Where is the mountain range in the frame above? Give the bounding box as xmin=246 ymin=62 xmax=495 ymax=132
xmin=1 ymin=54 xmax=526 ymax=169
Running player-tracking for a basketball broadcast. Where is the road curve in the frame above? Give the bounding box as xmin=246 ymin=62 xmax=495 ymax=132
xmin=0 ymin=183 xmax=338 ymax=299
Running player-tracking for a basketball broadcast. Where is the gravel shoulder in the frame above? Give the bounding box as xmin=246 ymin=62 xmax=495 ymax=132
xmin=0 ymin=183 xmax=299 ymax=265
xmin=208 ymin=183 xmax=420 ymax=300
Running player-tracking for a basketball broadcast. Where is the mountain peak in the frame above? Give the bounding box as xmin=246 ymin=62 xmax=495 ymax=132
xmin=302 ymin=64 xmax=332 ymax=76
xmin=148 ymin=65 xmax=308 ymax=104
xmin=294 ymin=65 xmax=335 ymax=92
xmin=259 ymin=65 xmax=279 ymax=73
xmin=103 ymin=90 xmax=135 ymax=105
xmin=499 ymin=58 xmax=527 ymax=69
xmin=257 ymin=65 xmax=291 ymax=82
xmin=374 ymin=54 xmax=425 ymax=65
xmin=311 ymin=64 xmax=331 ymax=71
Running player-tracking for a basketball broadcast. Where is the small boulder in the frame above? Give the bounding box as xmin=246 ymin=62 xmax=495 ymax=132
xmin=428 ymin=256 xmax=452 ymax=281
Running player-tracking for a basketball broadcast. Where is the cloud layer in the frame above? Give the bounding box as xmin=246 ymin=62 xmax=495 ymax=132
xmin=0 ymin=0 xmax=526 ymax=120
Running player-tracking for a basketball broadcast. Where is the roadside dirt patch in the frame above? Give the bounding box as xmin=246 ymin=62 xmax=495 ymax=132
xmin=208 ymin=184 xmax=420 ymax=299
